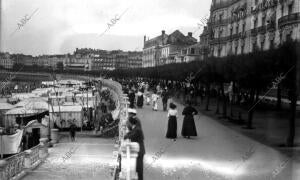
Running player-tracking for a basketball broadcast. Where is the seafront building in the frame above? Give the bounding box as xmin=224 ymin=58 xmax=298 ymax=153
xmin=0 ymin=49 xmax=142 ymax=71
xmin=205 ymin=0 xmax=300 ymax=57
xmin=142 ymin=30 xmax=197 ymax=67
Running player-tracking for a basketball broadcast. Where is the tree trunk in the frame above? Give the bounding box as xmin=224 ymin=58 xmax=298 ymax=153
xmin=287 ymin=89 xmax=296 ymax=147
xmin=221 ymin=83 xmax=227 ymax=118
xmin=230 ymin=81 xmax=236 ymax=119
xmin=205 ymin=84 xmax=210 ymax=111
xmin=246 ymin=88 xmax=255 ymax=129
xmin=276 ymin=84 xmax=282 ymax=110
xmin=286 ymin=55 xmax=299 ymax=147
xmin=216 ymin=88 xmax=220 ymax=114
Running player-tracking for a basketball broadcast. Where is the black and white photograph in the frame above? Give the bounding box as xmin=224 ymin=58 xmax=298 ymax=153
xmin=0 ymin=0 xmax=299 ymax=179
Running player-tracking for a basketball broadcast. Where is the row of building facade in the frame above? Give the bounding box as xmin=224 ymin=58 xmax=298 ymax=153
xmin=204 ymin=0 xmax=300 ymax=57
xmin=0 ymin=49 xmax=142 ymax=71
xmin=142 ymin=0 xmax=300 ymax=67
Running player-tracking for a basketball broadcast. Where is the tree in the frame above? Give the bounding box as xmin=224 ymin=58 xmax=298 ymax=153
xmin=57 ymin=62 xmax=64 ymax=72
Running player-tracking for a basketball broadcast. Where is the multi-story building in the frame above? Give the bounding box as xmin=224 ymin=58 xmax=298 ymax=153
xmin=176 ymin=43 xmax=203 ymax=63
xmin=128 ymin=51 xmax=142 ymax=69
xmin=92 ymin=50 xmax=142 ymax=70
xmin=92 ymin=52 xmax=115 ymax=71
xmin=143 ymin=30 xmax=197 ymax=67
xmin=205 ymin=0 xmax=300 ymax=57
xmin=114 ymin=51 xmax=128 ymax=69
xmin=65 ymin=51 xmax=92 ymax=71
xmin=0 ymin=53 xmax=13 ymax=69
xmin=36 ymin=55 xmax=68 ymax=70
xmin=142 ymin=31 xmax=166 ymax=68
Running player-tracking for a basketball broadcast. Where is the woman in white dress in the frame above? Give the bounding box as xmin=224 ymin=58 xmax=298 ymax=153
xmin=151 ymin=91 xmax=159 ymax=111
xmin=166 ymin=103 xmax=177 ymax=140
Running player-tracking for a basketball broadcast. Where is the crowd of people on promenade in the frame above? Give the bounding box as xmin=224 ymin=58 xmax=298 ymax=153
xmin=119 ymin=78 xmax=199 ymax=180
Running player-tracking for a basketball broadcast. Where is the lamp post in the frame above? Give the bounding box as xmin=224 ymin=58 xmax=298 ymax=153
xmin=0 ymin=127 xmax=4 ymax=159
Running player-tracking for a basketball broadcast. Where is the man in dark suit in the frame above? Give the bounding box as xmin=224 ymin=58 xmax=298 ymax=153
xmin=124 ymin=116 xmax=145 ymax=180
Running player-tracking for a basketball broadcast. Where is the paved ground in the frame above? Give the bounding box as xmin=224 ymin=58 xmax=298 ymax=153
xmin=138 ymin=99 xmax=300 ymax=180
xmin=22 ymin=136 xmax=116 ymax=180
xmin=22 ymin=98 xmax=300 ymax=180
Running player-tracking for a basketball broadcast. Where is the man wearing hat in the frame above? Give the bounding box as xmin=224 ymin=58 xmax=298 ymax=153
xmin=128 ymin=108 xmax=142 ymax=128
xmin=125 ymin=108 xmax=145 ymax=180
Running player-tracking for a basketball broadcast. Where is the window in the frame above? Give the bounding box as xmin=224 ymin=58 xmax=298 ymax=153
xmin=236 ymin=24 xmax=239 ymax=33
xmin=254 ymin=19 xmax=257 ymax=28
xmin=253 ymin=41 xmax=258 ymax=52
xmin=262 ymin=16 xmax=266 ymax=26
xmin=242 ymin=23 xmax=246 ymax=32
xmin=241 ymin=45 xmax=244 ymax=54
xmin=281 ymin=5 xmax=284 ymax=16
xmin=286 ymin=33 xmax=292 ymax=42
xmin=261 ymin=41 xmax=264 ymax=50
xmin=288 ymin=4 xmax=293 ymax=15
xmin=191 ymin=48 xmax=195 ymax=54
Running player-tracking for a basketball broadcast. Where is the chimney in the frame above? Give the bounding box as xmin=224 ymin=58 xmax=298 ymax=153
xmin=188 ymin=32 xmax=193 ymax=37
xmin=162 ymin=30 xmax=165 ymax=35
xmin=144 ymin=35 xmax=146 ymax=42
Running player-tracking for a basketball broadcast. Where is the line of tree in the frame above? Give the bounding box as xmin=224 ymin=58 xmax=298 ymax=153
xmin=4 ymin=41 xmax=299 ymax=146
xmin=107 ymin=41 xmax=299 ymax=146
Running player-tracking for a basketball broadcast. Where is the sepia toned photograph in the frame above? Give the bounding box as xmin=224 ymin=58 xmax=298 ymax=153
xmin=0 ymin=0 xmax=299 ymax=179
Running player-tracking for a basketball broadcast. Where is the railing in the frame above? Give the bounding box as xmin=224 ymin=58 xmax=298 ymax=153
xmin=257 ymin=25 xmax=267 ymax=34
xmin=267 ymin=22 xmax=276 ymax=31
xmin=210 ymin=0 xmax=240 ymax=11
xmin=278 ymin=12 xmax=300 ymax=28
xmin=25 ymin=145 xmax=40 ymax=168
xmin=0 ymin=152 xmax=25 ymax=180
xmin=98 ymin=78 xmax=139 ymax=180
xmin=0 ymin=138 xmax=48 ymax=180
xmin=251 ymin=28 xmax=258 ymax=36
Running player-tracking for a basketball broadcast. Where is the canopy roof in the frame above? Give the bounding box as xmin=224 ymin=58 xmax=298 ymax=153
xmin=0 ymin=102 xmax=15 ymax=110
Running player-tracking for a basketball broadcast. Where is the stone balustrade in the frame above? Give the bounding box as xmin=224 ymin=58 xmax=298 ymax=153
xmin=97 ymin=78 xmax=139 ymax=180
xmin=0 ymin=138 xmax=49 ymax=180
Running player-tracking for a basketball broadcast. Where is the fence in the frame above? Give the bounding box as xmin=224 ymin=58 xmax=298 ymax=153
xmin=98 ymin=78 xmax=139 ymax=180
xmin=0 ymin=138 xmax=49 ymax=180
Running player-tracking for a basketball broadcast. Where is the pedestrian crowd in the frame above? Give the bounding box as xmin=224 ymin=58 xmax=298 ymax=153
xmin=119 ymin=78 xmax=200 ymax=180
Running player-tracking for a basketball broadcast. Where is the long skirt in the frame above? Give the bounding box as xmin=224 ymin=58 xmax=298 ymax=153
xmin=166 ymin=116 xmax=177 ymax=139
xmin=137 ymin=96 xmax=144 ymax=108
xmin=146 ymin=97 xmax=151 ymax=105
xmin=152 ymin=101 xmax=158 ymax=110
xmin=181 ymin=115 xmax=197 ymax=137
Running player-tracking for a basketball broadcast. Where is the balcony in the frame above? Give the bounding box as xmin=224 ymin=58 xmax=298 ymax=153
xmin=251 ymin=28 xmax=258 ymax=36
xmin=211 ymin=0 xmax=240 ymax=11
xmin=257 ymin=25 xmax=267 ymax=34
xmin=231 ymin=33 xmax=240 ymax=40
xmin=267 ymin=22 xmax=276 ymax=31
xmin=210 ymin=19 xmax=230 ymax=27
xmin=209 ymin=36 xmax=230 ymax=45
xmin=278 ymin=13 xmax=300 ymax=28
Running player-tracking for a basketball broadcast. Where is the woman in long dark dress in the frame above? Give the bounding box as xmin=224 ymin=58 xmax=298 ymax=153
xmin=181 ymin=101 xmax=198 ymax=139
xmin=136 ymin=90 xmax=144 ymax=108
xmin=166 ymin=103 xmax=177 ymax=140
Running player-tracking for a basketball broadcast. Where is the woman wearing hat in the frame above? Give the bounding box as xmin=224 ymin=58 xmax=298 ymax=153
xmin=166 ymin=102 xmax=177 ymax=140
xmin=181 ymin=100 xmax=198 ymax=139
xmin=136 ymin=89 xmax=144 ymax=108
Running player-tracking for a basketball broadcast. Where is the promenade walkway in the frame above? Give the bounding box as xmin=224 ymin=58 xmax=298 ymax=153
xmin=21 ymin=98 xmax=299 ymax=180
xmin=22 ymin=136 xmax=116 ymax=180
xmin=139 ymin=99 xmax=300 ymax=180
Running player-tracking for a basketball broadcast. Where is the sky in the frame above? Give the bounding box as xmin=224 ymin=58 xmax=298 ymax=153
xmin=1 ymin=0 xmax=211 ymax=56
